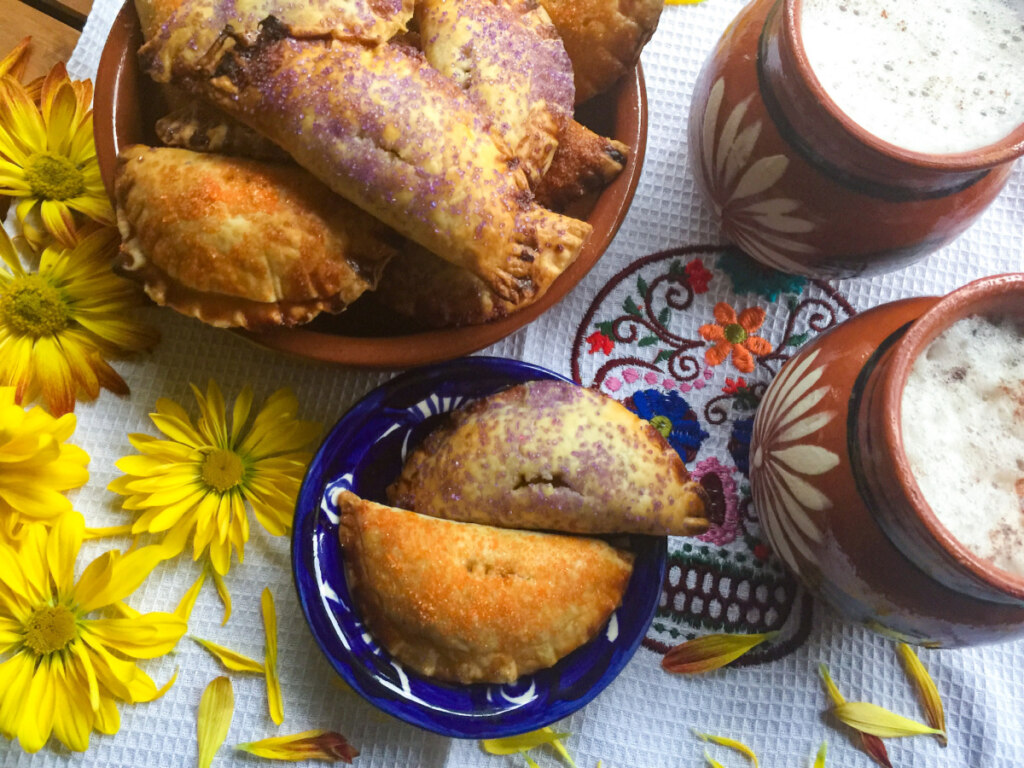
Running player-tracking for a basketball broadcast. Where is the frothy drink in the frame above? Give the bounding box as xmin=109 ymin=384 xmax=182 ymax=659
xmin=800 ymin=0 xmax=1024 ymax=154
xmin=901 ymin=314 xmax=1024 ymax=577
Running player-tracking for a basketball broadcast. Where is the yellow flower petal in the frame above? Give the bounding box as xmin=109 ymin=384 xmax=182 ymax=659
xmin=897 ymin=643 xmax=947 ymax=746
xmin=192 ymin=636 xmax=264 ymax=674
xmin=235 ymin=730 xmax=359 ymax=763
xmin=262 ymin=587 xmax=284 ymax=725
xmin=693 ymin=731 xmax=759 ymax=767
xmin=662 ymin=632 xmax=778 ymax=674
xmin=176 ymin=569 xmax=208 ymax=621
xmin=197 ymin=676 xmax=234 ymax=768
xmin=813 ymin=741 xmax=827 ymax=768
xmin=818 ymin=664 xmax=893 ymax=767
xmin=831 ymin=702 xmax=943 ymax=738
xmin=212 ymin=568 xmax=232 ymax=625
xmin=481 ymin=728 xmax=572 ymax=755
xmin=81 ymin=614 xmax=186 ymax=658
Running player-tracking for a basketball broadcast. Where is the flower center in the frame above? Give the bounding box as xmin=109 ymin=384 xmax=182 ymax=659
xmin=24 ymin=152 xmax=86 ymax=201
xmin=201 ymin=448 xmax=245 ymax=492
xmin=23 ymin=605 xmax=77 ymax=655
xmin=649 ymin=414 xmax=673 ymax=439
xmin=0 ymin=275 xmax=70 ymax=336
xmin=724 ymin=322 xmax=748 ymax=344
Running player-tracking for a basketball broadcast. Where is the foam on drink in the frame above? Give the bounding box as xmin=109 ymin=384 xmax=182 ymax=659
xmin=901 ymin=314 xmax=1024 ymax=577
xmin=800 ymin=0 xmax=1024 ymax=154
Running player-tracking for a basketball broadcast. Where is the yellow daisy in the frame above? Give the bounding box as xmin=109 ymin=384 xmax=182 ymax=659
xmin=109 ymin=381 xmax=320 ymax=577
xmin=0 ymin=514 xmax=185 ymax=753
xmin=0 ymin=224 xmax=159 ymax=416
xmin=0 ymin=386 xmax=89 ymax=540
xmin=0 ymin=62 xmax=110 ymax=248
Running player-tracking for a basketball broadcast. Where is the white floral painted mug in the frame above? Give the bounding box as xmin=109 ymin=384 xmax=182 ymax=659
xmin=749 ymin=274 xmax=1024 ymax=647
xmin=687 ymin=0 xmax=1024 ymax=279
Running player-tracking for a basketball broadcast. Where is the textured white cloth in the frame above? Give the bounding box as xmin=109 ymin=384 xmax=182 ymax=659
xmin=2 ymin=1 xmax=1022 ymax=766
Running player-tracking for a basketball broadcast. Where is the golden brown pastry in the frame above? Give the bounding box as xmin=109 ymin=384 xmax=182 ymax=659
xmin=337 ymin=491 xmax=634 ymax=684
xmin=114 ymin=145 xmax=398 ymax=328
xmin=389 ymin=379 xmax=710 ymax=535
xmin=538 ymin=0 xmax=664 ymax=104
xmin=535 ymin=119 xmax=629 ymax=211
xmin=417 ymin=0 xmax=574 ymax=186
xmin=148 ymin=31 xmax=591 ymax=304
xmin=155 ymin=101 xmax=291 ymax=161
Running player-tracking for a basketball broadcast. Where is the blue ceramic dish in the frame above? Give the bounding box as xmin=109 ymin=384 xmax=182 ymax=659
xmin=292 ymin=356 xmax=667 ymax=738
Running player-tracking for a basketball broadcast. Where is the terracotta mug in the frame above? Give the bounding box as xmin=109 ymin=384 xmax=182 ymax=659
xmin=750 ymin=274 xmax=1024 ymax=647
xmin=688 ymin=0 xmax=1024 ymax=278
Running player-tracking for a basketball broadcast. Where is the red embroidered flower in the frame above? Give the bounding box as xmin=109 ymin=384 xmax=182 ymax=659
xmin=699 ymin=302 xmax=772 ymax=373
xmin=753 ymin=543 xmax=770 ymax=561
xmin=723 ymin=377 xmax=748 ymax=395
xmin=586 ymin=330 xmax=614 ymax=355
xmin=685 ymin=258 xmax=713 ymax=294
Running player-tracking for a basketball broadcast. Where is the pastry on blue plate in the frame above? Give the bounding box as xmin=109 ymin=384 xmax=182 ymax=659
xmin=336 ymin=490 xmax=634 ymax=684
xmin=388 ymin=379 xmax=709 ymax=535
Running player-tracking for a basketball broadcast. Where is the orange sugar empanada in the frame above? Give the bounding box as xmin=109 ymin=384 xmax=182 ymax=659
xmin=388 ymin=380 xmax=709 ymax=535
xmin=114 ymin=145 xmax=397 ymax=329
xmin=337 ymin=491 xmax=634 ymax=684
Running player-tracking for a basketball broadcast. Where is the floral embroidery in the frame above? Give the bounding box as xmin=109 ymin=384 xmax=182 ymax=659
xmin=586 ymin=330 xmax=614 ymax=355
xmin=626 ymin=389 xmax=708 ymax=463
xmin=717 ymin=249 xmax=807 ymax=301
xmin=700 ymin=302 xmax=772 ymax=373
xmin=729 ymin=416 xmax=754 ymax=476
xmin=686 ymin=259 xmax=714 ymax=293
xmin=692 ymin=457 xmax=741 ymax=546
xmin=723 ymin=377 xmax=747 ymax=395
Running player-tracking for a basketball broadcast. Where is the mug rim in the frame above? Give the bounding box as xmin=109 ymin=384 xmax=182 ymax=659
xmin=784 ymin=0 xmax=1024 ymax=172
xmin=880 ymin=273 xmax=1024 ymax=602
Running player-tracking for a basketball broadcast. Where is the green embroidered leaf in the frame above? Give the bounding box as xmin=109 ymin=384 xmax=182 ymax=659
xmin=624 ymin=296 xmax=641 ymax=317
xmin=658 ymin=306 xmax=671 ymax=325
xmin=637 ymin=276 xmax=649 ymax=297
xmin=655 ymin=349 xmax=673 ymax=364
xmin=639 ymin=336 xmax=658 ymax=347
xmin=786 ymin=332 xmax=810 ymax=348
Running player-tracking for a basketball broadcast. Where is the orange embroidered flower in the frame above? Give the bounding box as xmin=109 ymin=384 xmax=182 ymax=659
xmin=699 ymin=303 xmax=772 ymax=373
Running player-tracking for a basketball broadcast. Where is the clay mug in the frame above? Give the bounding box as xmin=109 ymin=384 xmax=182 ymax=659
xmin=749 ymin=274 xmax=1024 ymax=647
xmin=687 ymin=0 xmax=1024 ymax=278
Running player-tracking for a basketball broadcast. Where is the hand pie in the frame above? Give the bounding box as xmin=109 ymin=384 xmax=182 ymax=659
xmin=417 ymin=0 xmax=574 ymax=186
xmin=389 ymin=380 xmax=709 ymax=535
xmin=538 ymin=0 xmax=664 ymax=103
xmin=155 ymin=101 xmax=291 ymax=162
xmin=151 ymin=31 xmax=591 ymax=304
xmin=534 ymin=119 xmax=630 ymax=212
xmin=114 ymin=145 xmax=397 ymax=328
xmin=336 ymin=491 xmax=634 ymax=684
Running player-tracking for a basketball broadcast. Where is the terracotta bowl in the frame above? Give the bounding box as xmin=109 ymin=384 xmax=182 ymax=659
xmin=93 ymin=3 xmax=648 ymax=368
xmin=750 ymin=273 xmax=1024 ymax=646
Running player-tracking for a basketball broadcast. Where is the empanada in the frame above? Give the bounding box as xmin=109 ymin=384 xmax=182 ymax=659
xmin=149 ymin=30 xmax=590 ymax=304
xmin=389 ymin=380 xmax=710 ymax=535
xmin=155 ymin=101 xmax=291 ymax=162
xmin=337 ymin=491 xmax=634 ymax=684
xmin=417 ymin=0 xmax=574 ymax=186
xmin=114 ymin=145 xmax=397 ymax=328
xmin=538 ymin=0 xmax=664 ymax=103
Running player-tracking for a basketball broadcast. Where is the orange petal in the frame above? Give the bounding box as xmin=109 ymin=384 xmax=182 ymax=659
xmin=743 ymin=335 xmax=772 ymax=357
xmin=713 ymin=302 xmax=737 ymax=325
xmin=662 ymin=632 xmax=777 ymax=674
xmin=699 ymin=323 xmax=726 ymax=343
xmin=737 ymin=306 xmax=767 ymax=333
xmin=731 ymin=344 xmax=755 ymax=373
xmin=0 ymin=37 xmax=31 ymax=81
xmin=705 ymin=341 xmax=731 ymax=367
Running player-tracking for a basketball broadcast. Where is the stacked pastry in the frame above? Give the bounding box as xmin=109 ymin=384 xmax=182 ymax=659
xmin=338 ymin=380 xmax=709 ymax=684
xmin=113 ymin=0 xmax=664 ymax=329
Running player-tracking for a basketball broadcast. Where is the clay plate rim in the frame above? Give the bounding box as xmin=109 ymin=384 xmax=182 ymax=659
xmin=881 ymin=272 xmax=1024 ymax=601
xmin=93 ymin=3 xmax=648 ymax=369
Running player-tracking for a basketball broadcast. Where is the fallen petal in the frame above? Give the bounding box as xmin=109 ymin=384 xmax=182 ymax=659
xmin=897 ymin=642 xmax=948 ymax=746
xmin=832 ymin=702 xmax=943 ymax=738
xmin=662 ymin=632 xmax=777 ymax=674
xmin=236 ymin=730 xmax=358 ymax=763
xmin=481 ymin=728 xmax=571 ymax=755
xmin=262 ymin=588 xmax=284 ymax=725
xmin=693 ymin=731 xmax=759 ymax=766
xmin=197 ymin=677 xmax=234 ymax=768
xmin=192 ymin=636 xmax=264 ymax=674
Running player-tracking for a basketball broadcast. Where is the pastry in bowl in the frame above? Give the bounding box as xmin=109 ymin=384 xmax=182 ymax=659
xmin=388 ymin=379 xmax=710 ymax=535
xmin=336 ymin=490 xmax=634 ymax=685
xmin=114 ymin=145 xmax=397 ymax=328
